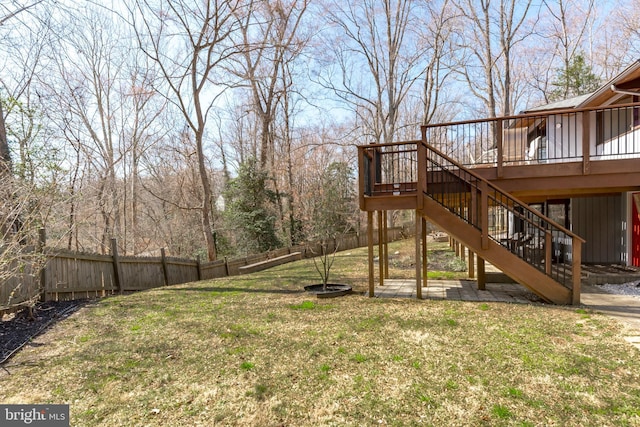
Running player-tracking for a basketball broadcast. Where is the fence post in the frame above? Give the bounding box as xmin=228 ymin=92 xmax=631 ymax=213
xmin=161 ymin=248 xmax=169 ymax=286
xmin=111 ymin=238 xmax=124 ymax=295
xmin=38 ymin=228 xmax=47 ymax=302
xmin=224 ymin=256 xmax=230 ymax=276
xmin=196 ymin=255 xmax=202 ymax=281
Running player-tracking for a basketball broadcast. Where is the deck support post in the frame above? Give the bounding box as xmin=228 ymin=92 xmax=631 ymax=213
xmin=383 ymin=210 xmax=389 ymax=279
xmin=422 ymin=217 xmax=428 ymax=287
xmin=377 ymin=210 xmax=384 ymax=286
xmin=572 ymin=237 xmax=582 ymax=305
xmin=415 ymin=210 xmax=422 ymax=299
xmin=368 ymin=211 xmax=375 ymax=297
xmin=468 ymin=250 xmax=475 ymax=278
xmin=477 ymin=256 xmax=486 ymax=290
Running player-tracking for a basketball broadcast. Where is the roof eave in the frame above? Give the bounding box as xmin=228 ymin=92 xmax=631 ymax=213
xmin=577 ymin=59 xmax=640 ymax=107
xmin=524 ymin=59 xmax=640 ymax=114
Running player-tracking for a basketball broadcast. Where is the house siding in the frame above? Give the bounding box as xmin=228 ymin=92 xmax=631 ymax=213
xmin=590 ymin=108 xmax=640 ymax=159
xmin=547 ymin=113 xmax=583 ymax=161
xmin=572 ymin=194 xmax=627 ymax=264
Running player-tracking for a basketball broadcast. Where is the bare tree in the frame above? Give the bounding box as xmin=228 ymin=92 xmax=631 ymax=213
xmin=0 ymin=0 xmax=46 ymax=27
xmin=318 ymin=0 xmax=427 ymax=144
xmin=0 ymin=0 xmax=68 ymax=312
xmin=121 ymin=62 xmax=168 ymax=255
xmin=452 ymin=0 xmax=535 ymax=117
xmin=139 ymin=131 xmax=215 ymax=257
xmin=0 ymin=0 xmax=52 ymax=234
xmin=419 ymin=0 xmax=458 ymax=125
xmin=224 ymin=0 xmax=310 ymax=248
xmin=39 ymin=6 xmax=131 ymax=253
xmin=131 ymin=0 xmax=244 ymax=261
xmin=0 ymin=0 xmax=48 ymax=176
xmin=230 ymin=0 xmax=309 ymax=170
xmin=595 ymin=0 xmax=640 ymax=79
xmin=217 ymin=99 xmax=259 ymax=168
xmin=277 ymin=58 xmax=303 ymax=245
xmin=540 ymin=0 xmax=596 ymax=101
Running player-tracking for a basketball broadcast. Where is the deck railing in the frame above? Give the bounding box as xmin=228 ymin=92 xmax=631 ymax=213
xmin=360 ymin=141 xmax=419 ymax=197
xmin=422 ymin=102 xmax=640 ymax=172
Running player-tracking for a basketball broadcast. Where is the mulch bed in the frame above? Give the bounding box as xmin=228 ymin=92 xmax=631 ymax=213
xmin=583 ymin=264 xmax=640 ymax=274
xmin=0 ymin=300 xmax=89 ymax=365
xmin=304 ymin=283 xmax=353 ymax=298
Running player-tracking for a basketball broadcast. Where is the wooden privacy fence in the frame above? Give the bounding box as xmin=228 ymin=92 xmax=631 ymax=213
xmin=1 ymin=227 xmax=411 ymax=311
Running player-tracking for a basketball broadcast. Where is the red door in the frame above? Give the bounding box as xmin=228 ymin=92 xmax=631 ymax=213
xmin=633 ymin=193 xmax=640 ymax=266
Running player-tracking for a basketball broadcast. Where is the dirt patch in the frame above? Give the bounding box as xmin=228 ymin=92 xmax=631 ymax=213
xmin=389 ymin=249 xmax=467 ymax=271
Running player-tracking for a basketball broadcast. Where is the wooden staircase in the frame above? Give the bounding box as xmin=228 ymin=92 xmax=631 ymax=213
xmin=420 ymin=194 xmax=576 ymax=304
xmin=358 ymin=140 xmax=585 ymax=305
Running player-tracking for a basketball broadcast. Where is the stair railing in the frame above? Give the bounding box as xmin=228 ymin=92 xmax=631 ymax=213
xmin=419 ymin=135 xmax=584 ymax=302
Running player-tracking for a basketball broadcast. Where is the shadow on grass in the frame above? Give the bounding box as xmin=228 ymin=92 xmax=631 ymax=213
xmin=163 ymin=286 xmax=306 ymax=295
xmin=163 ymin=285 xmax=366 ymax=297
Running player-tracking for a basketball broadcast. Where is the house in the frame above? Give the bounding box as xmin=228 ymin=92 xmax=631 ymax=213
xmin=508 ymin=59 xmax=640 ymax=266
xmin=358 ymin=59 xmax=640 ymax=305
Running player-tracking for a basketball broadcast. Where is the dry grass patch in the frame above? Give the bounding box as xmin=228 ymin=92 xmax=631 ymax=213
xmin=1 ymin=240 xmax=640 ymax=426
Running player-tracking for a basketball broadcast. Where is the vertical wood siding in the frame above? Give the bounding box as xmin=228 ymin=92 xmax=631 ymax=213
xmin=572 ymin=194 xmax=627 ymax=264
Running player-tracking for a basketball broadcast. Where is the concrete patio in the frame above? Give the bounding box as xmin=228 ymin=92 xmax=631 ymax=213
xmin=374 ymin=279 xmax=544 ymax=303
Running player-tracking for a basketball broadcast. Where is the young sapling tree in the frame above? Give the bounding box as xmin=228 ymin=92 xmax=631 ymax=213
xmin=308 ymin=162 xmax=357 ymax=290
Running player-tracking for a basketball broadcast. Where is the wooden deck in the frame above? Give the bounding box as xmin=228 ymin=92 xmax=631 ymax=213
xmin=357 ymin=104 xmax=640 ymax=304
xmin=361 ymin=149 xmax=640 ymax=207
xmin=472 ymin=158 xmax=640 ymax=202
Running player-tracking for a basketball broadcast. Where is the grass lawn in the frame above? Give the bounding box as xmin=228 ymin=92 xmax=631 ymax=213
xmin=2 ymin=240 xmax=640 ymax=426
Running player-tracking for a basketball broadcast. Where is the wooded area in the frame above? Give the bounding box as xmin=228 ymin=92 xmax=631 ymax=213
xmin=1 ymin=1 xmax=638 ymax=305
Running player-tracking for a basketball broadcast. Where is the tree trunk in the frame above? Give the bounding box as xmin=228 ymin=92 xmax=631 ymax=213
xmin=131 ymin=149 xmax=139 ymax=255
xmin=67 ymin=148 xmax=80 ymax=251
xmin=482 ymin=3 xmax=497 ymax=119
xmin=196 ymin=132 xmax=217 ymax=261
xmin=259 ymin=113 xmax=271 ymax=169
xmin=0 ymin=101 xmax=11 ymax=176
